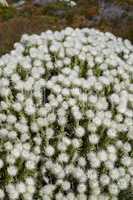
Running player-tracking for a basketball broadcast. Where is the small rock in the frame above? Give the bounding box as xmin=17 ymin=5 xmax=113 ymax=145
xmin=102 ymin=5 xmax=125 ymax=20
xmin=46 ymin=9 xmax=66 ymax=17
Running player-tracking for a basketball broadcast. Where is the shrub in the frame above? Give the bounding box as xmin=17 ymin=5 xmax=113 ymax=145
xmin=0 ymin=28 xmax=133 ymax=199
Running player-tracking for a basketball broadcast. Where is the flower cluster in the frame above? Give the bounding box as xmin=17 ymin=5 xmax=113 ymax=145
xmin=0 ymin=27 xmax=133 ymax=200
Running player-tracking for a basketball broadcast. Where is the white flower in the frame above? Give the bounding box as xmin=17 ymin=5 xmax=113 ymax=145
xmin=87 ymin=169 xmax=98 ymax=180
xmin=105 ymin=160 xmax=114 ymax=170
xmin=52 ymin=163 xmax=62 ymax=176
xmin=92 ymin=187 xmax=101 ymax=195
xmin=12 ymin=102 xmax=22 ymax=112
xmin=62 ymin=136 xmax=71 ymax=146
xmin=117 ymin=178 xmax=129 ymax=190
xmin=107 ymin=145 xmax=116 ymax=154
xmin=6 ymin=155 xmax=16 ymax=164
xmin=89 ymin=134 xmax=99 ymax=144
xmin=61 ymin=181 xmax=71 ymax=191
xmin=109 ymin=168 xmax=120 ymax=180
xmin=4 ymin=141 xmax=13 ymax=151
xmin=47 ymin=113 xmax=56 ymax=123
xmin=128 ymin=166 xmax=133 ymax=176
xmin=66 ymin=192 xmax=75 ymax=200
xmin=25 ymin=177 xmax=35 ymax=185
xmin=27 ymin=185 xmax=35 ymax=194
xmin=107 ymin=128 xmax=117 ymax=138
xmin=0 ymin=189 xmax=5 ymax=199
xmin=9 ymin=190 xmax=19 ymax=200
xmin=45 ymin=145 xmax=55 ymax=157
xmin=16 ymin=182 xmax=26 ymax=194
xmin=99 ymin=194 xmax=110 ymax=200
xmin=77 ymin=184 xmax=86 ymax=193
xmin=23 ymin=192 xmax=33 ymax=200
xmin=73 ymin=110 xmax=82 ymax=121
xmin=21 ymin=133 xmax=30 ymax=142
xmin=33 ymin=59 xmax=43 ymax=67
xmin=7 ymin=165 xmax=18 ymax=176
xmin=108 ymin=153 xmax=117 ymax=162
xmin=12 ymin=148 xmax=20 ymax=158
xmin=8 ymin=131 xmax=17 ymax=139
xmin=7 ymin=115 xmax=17 ymax=124
xmin=86 ymin=110 xmax=95 ymax=119
xmin=90 ymin=156 xmax=101 ymax=169
xmin=97 ymin=150 xmax=108 ymax=162
xmin=110 ymin=93 xmax=120 ymax=104
xmin=87 ymin=123 xmax=97 ymax=133
xmin=100 ymin=174 xmax=110 ymax=186
xmin=30 ymin=122 xmax=39 ymax=133
xmin=57 ymin=142 xmax=67 ymax=152
xmin=93 ymin=117 xmax=102 ymax=126
xmin=58 ymin=117 xmax=67 ymax=126
xmin=88 ymin=95 xmax=97 ymax=104
xmin=6 ymin=184 xmax=15 ymax=193
xmin=75 ymin=126 xmax=85 ymax=138
xmin=55 ymin=192 xmax=64 ymax=200
xmin=70 ymin=1 xmax=76 ymax=7
xmin=72 ymin=138 xmax=81 ymax=148
xmin=25 ymin=104 xmax=35 ymax=116
xmin=78 ymin=157 xmax=86 ymax=167
xmin=121 ymin=156 xmax=131 ymax=167
xmin=89 ymin=195 xmax=98 ymax=200
xmin=108 ymin=183 xmax=119 ymax=195
xmin=26 ymin=160 xmax=36 ymax=170
xmin=58 ymin=153 xmax=69 ymax=163
xmin=73 ymin=167 xmax=85 ymax=179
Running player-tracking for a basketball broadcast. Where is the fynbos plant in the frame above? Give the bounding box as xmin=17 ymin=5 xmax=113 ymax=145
xmin=0 ymin=28 xmax=133 ymax=200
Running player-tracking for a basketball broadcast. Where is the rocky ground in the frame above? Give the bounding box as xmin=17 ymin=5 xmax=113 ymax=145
xmin=0 ymin=0 xmax=133 ymax=55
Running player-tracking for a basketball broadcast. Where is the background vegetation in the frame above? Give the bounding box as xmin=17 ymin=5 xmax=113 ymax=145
xmin=0 ymin=0 xmax=133 ymax=56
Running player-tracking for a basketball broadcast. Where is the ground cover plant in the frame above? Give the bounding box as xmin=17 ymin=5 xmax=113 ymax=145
xmin=0 ymin=27 xmax=133 ymax=199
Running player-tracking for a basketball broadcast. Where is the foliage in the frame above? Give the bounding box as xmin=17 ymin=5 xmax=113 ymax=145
xmin=0 ymin=5 xmax=16 ymax=21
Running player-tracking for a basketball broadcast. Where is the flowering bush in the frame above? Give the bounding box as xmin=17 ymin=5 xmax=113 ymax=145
xmin=0 ymin=27 xmax=133 ymax=200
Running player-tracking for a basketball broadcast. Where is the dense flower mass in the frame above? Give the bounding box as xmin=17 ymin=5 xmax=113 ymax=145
xmin=0 ymin=27 xmax=133 ymax=200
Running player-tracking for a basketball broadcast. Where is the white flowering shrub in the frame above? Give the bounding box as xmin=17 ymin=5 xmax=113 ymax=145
xmin=0 ymin=27 xmax=133 ymax=200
